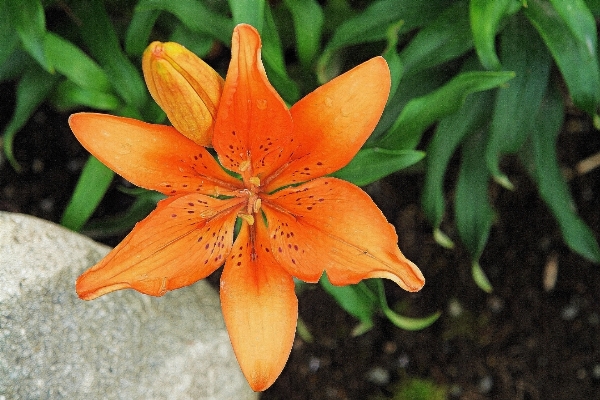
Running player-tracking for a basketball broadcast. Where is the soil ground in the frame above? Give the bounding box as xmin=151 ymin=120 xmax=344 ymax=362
xmin=2 ymin=89 xmax=599 ymax=399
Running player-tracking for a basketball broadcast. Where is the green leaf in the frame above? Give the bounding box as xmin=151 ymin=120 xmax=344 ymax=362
xmin=261 ymin=4 xmax=300 ymax=103
xmin=333 ymin=148 xmax=424 ymax=186
xmin=125 ymin=8 xmax=160 ymax=56
xmin=44 ymin=33 xmax=112 ymax=93
xmin=422 ymin=90 xmax=494 ymax=229
xmin=169 ymin=25 xmax=215 ymax=58
xmin=318 ymin=0 xmax=453 ymax=81
xmin=2 ymin=65 xmax=58 ymax=171
xmin=229 ymin=0 xmax=265 ymax=32
xmin=399 ymin=1 xmax=473 ymax=76
xmin=382 ymin=21 xmax=404 ymax=101
xmin=320 ymin=275 xmax=377 ymax=336
xmin=51 ymin=80 xmax=120 ymax=111
xmin=6 ymin=0 xmax=51 ymax=72
xmin=283 ymin=0 xmax=324 ymax=67
xmin=469 ymin=0 xmax=520 ymax=70
xmin=374 ymin=280 xmax=440 ymax=331
xmin=524 ymin=0 xmax=600 ymax=116
xmin=523 ymin=84 xmax=600 ymax=262
xmin=72 ymin=0 xmax=147 ymax=109
xmin=136 ymin=0 xmax=234 ymax=45
xmin=485 ymin=15 xmax=551 ymax=187
xmin=61 ymin=156 xmax=114 ymax=232
xmin=0 ymin=1 xmax=20 ymax=68
xmin=378 ymin=70 xmax=515 ymax=150
xmin=472 ymin=261 xmax=493 ymax=293
xmin=455 ymin=129 xmax=494 ymax=261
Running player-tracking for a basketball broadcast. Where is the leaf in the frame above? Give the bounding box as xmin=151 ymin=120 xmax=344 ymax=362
xmin=2 ymin=65 xmax=58 ymax=171
xmin=485 ymin=15 xmax=551 ymax=188
xmin=378 ymin=70 xmax=515 ymax=150
xmin=51 ymin=80 xmax=120 ymax=111
xmin=261 ymin=4 xmax=300 ymax=103
xmin=6 ymin=0 xmax=51 ymax=72
xmin=283 ymin=0 xmax=324 ymax=67
xmin=524 ymin=0 xmax=600 ymax=116
xmin=523 ymin=84 xmax=600 ymax=262
xmin=469 ymin=0 xmax=521 ymax=70
xmin=0 ymin=1 xmax=20 ymax=68
xmin=320 ymin=275 xmax=377 ymax=336
xmin=382 ymin=21 xmax=404 ymax=101
xmin=60 ymin=156 xmax=114 ymax=232
xmin=472 ymin=261 xmax=493 ymax=293
xmin=125 ymin=8 xmax=161 ymax=56
xmin=373 ymin=279 xmax=440 ymax=331
xmin=72 ymin=0 xmax=147 ymax=109
xmin=399 ymin=1 xmax=473 ymax=76
xmin=44 ymin=32 xmax=112 ymax=93
xmin=455 ymin=129 xmax=494 ymax=261
xmin=135 ymin=0 xmax=234 ymax=45
xmin=229 ymin=0 xmax=265 ymax=33
xmin=333 ymin=148 xmax=424 ymax=187
xmin=422 ymin=90 xmax=494 ymax=230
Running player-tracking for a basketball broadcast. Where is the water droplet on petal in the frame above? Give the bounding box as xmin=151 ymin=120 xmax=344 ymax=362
xmin=341 ymin=104 xmax=352 ymax=117
xmin=324 ymin=97 xmax=333 ymax=107
xmin=256 ymin=99 xmax=267 ymax=110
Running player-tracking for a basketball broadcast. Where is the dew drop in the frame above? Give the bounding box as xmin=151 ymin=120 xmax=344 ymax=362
xmin=341 ymin=104 xmax=352 ymax=117
xmin=256 ymin=99 xmax=267 ymax=110
xmin=324 ymin=97 xmax=333 ymax=107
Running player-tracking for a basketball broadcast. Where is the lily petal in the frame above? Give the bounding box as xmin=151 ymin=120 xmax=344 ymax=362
xmin=69 ymin=113 xmax=242 ymax=196
xmin=213 ymin=24 xmax=295 ymax=182
xmin=263 ymin=178 xmax=424 ymax=292
xmin=76 ymin=195 xmax=244 ymax=300
xmin=220 ymin=221 xmax=298 ymax=391
xmin=143 ymin=41 xmax=224 ymax=146
xmin=265 ymin=57 xmax=390 ymax=191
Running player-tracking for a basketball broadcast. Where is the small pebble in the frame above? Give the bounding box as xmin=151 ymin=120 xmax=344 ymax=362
xmin=397 ymin=354 xmax=409 ymax=369
xmin=561 ymin=303 xmax=579 ymax=321
xmin=308 ymin=357 xmax=320 ymax=372
xmin=478 ymin=375 xmax=493 ymax=394
xmin=365 ymin=367 xmax=389 ymax=386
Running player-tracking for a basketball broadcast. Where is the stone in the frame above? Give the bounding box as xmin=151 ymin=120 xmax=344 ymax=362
xmin=0 ymin=212 xmax=256 ymax=400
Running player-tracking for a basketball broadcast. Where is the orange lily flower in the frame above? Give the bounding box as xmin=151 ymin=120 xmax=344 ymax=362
xmin=70 ymin=24 xmax=424 ymax=391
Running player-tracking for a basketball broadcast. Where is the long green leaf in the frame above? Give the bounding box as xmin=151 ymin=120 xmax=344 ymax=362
xmin=6 ymin=0 xmax=51 ymax=72
xmin=333 ymin=148 xmax=424 ymax=186
xmin=61 ymin=156 xmax=114 ymax=232
xmin=125 ymin=8 xmax=160 ymax=56
xmin=229 ymin=0 xmax=265 ymax=33
xmin=469 ymin=0 xmax=520 ymax=70
xmin=2 ymin=65 xmax=58 ymax=171
xmin=422 ymin=90 xmax=494 ymax=230
xmin=51 ymin=80 xmax=120 ymax=111
xmin=399 ymin=1 xmax=473 ymax=76
xmin=524 ymin=85 xmax=600 ymax=262
xmin=283 ymin=0 xmax=324 ymax=67
xmin=455 ymin=129 xmax=494 ymax=261
xmin=135 ymin=0 xmax=234 ymax=45
xmin=378 ymin=71 xmax=515 ymax=150
xmin=72 ymin=0 xmax=147 ymax=109
xmin=0 ymin=1 xmax=19 ymax=68
xmin=485 ymin=15 xmax=551 ymax=188
xmin=45 ymin=33 xmax=112 ymax=93
xmin=525 ymin=0 xmax=600 ymax=116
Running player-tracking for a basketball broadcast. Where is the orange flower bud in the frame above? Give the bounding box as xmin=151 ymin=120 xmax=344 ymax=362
xmin=142 ymin=42 xmax=224 ymax=147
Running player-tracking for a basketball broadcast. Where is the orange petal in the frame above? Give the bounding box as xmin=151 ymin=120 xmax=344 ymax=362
xmin=220 ymin=220 xmax=297 ymax=391
xmin=213 ymin=24 xmax=295 ymax=183
xmin=76 ymin=195 xmax=244 ymax=300
xmin=265 ymin=57 xmax=390 ymax=192
xmin=69 ymin=113 xmax=243 ymax=196
xmin=263 ymin=178 xmax=424 ymax=292
xmin=142 ymin=41 xmax=224 ymax=146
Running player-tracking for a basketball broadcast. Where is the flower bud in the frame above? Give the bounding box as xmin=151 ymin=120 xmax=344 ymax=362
xmin=142 ymin=42 xmax=224 ymax=146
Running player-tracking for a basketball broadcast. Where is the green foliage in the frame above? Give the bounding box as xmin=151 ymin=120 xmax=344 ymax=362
xmin=1 ymin=0 xmax=599 ymax=333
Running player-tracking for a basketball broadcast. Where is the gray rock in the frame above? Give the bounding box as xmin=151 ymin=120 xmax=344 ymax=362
xmin=0 ymin=212 xmax=256 ymax=400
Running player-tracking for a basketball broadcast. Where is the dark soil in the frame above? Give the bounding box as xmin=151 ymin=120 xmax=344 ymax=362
xmin=2 ymin=93 xmax=600 ymax=400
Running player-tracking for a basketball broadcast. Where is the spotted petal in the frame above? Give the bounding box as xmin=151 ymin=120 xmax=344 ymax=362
xmin=213 ymin=24 xmax=295 ymax=182
xmin=220 ymin=221 xmax=298 ymax=391
xmin=265 ymin=57 xmax=390 ymax=191
xmin=263 ymin=177 xmax=424 ymax=291
xmin=76 ymin=195 xmax=244 ymax=300
xmin=69 ymin=113 xmax=242 ymax=196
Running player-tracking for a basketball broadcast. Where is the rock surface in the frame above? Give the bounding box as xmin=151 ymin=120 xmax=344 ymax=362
xmin=0 ymin=212 xmax=256 ymax=400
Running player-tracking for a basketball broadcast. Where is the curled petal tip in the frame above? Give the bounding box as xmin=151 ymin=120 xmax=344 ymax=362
xmin=142 ymin=41 xmax=224 ymax=147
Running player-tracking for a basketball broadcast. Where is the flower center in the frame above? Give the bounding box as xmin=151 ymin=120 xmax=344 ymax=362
xmin=236 ymin=174 xmax=263 ymax=225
